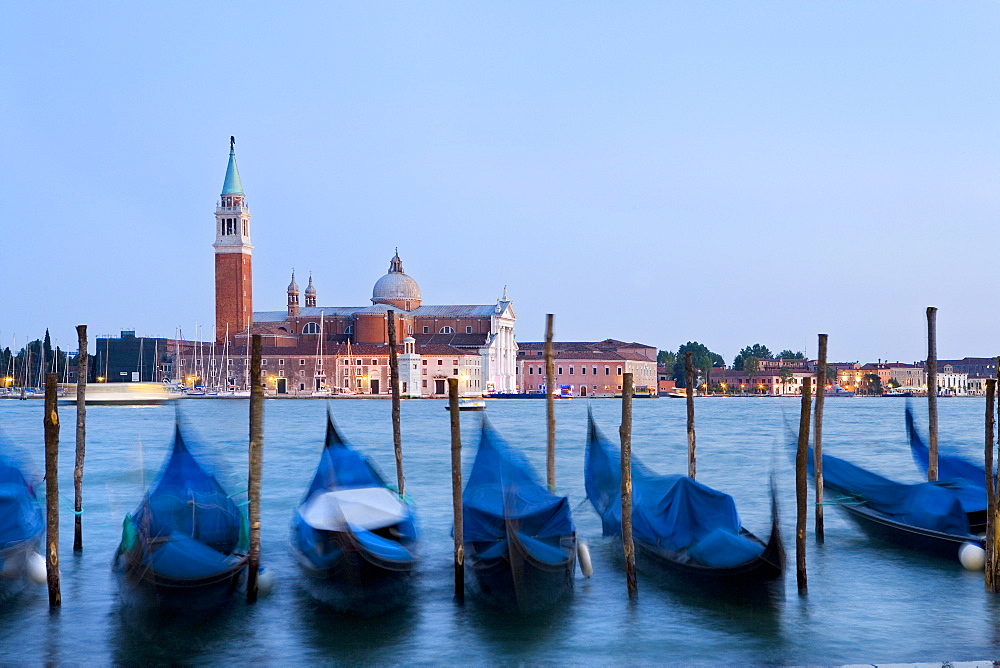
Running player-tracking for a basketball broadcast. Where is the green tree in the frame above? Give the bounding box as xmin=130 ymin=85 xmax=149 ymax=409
xmin=657 ymin=350 xmax=676 ymax=367
xmin=776 ymin=350 xmax=805 ymax=360
xmin=860 ymin=373 xmax=882 ymax=396
xmin=672 ymin=342 xmax=724 ymax=388
xmin=733 ymin=344 xmax=773 ymax=370
xmin=778 ymin=367 xmax=794 ymax=394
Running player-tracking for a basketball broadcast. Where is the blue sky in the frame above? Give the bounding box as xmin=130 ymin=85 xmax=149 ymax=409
xmin=2 ymin=2 xmax=997 ymax=364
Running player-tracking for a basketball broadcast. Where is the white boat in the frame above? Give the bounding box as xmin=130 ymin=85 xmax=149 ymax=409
xmin=58 ymin=382 xmax=175 ymax=406
xmin=445 ymin=398 xmax=486 ymax=411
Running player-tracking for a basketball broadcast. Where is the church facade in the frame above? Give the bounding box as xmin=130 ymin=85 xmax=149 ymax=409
xmin=213 ymin=140 xmax=517 ymax=396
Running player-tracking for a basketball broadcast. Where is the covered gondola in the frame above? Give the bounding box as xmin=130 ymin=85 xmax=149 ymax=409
xmin=290 ymin=412 xmax=417 ymax=615
xmin=0 ymin=452 xmax=44 ymax=601
xmin=813 ymin=438 xmax=984 ymax=562
xmin=113 ymin=425 xmax=249 ymax=610
xmin=585 ymin=413 xmax=783 ymax=587
xmin=462 ymin=419 xmax=577 ymax=613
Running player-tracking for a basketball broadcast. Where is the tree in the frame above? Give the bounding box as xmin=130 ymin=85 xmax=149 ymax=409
xmin=778 ymin=367 xmax=794 ymax=394
xmin=657 ymin=350 xmax=676 ymax=368
xmin=776 ymin=350 xmax=805 ymax=360
xmin=672 ymin=342 xmax=724 ymax=388
xmin=733 ymin=344 xmax=773 ymax=370
xmin=860 ymin=373 xmax=882 ymax=396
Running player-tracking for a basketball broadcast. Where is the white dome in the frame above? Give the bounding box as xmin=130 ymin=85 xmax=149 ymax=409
xmin=372 ymin=272 xmax=421 ymax=302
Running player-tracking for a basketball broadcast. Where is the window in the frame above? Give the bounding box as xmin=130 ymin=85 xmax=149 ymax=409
xmin=605 ymin=366 xmax=610 ymax=375
xmin=279 ymin=359 xmax=285 ymax=366
xmin=261 ymin=359 xmax=267 ymax=366
xmin=423 ymin=326 xmax=429 ymax=334
xmin=438 ymin=360 xmax=443 ymax=365
xmin=569 ymin=367 xmax=574 ymax=375
xmin=316 ymin=359 xmax=322 ymax=368
xmin=422 ymin=380 xmax=427 ymax=388
xmin=356 ymin=359 xmax=362 ymax=365
xmin=371 ymin=359 xmax=378 ymax=366
xmin=440 ymin=326 xmax=455 ymax=334
xmin=227 ymin=359 xmax=233 ymax=366
xmin=422 ymin=369 xmax=426 ymax=375
xmin=422 ymin=360 xmax=427 ymax=365
xmin=558 ymin=366 xmax=563 ymax=375
xmin=343 ymin=358 xmax=349 ymax=365
xmin=529 ymin=367 xmax=533 ymax=375
xmin=453 ymin=369 xmax=459 ymax=375
xmin=355 ymin=368 xmax=362 ymax=375
xmin=302 ymin=322 xmax=320 ymax=334
xmin=278 ymin=370 xmax=284 ymax=377
xmin=345 ymin=325 xmax=354 ymax=334
xmin=593 ymin=366 xmax=597 ymax=375
xmin=466 ymin=326 xmax=472 ymax=334
xmin=617 ymin=367 xmax=622 ymax=376
xmin=581 ymin=366 xmax=585 ymax=375
xmin=452 ymin=360 xmax=458 ymax=365
xmin=299 ymin=359 xmax=305 ymax=365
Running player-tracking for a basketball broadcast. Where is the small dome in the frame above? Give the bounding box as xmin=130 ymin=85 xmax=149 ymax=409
xmin=372 ymin=251 xmax=421 ymax=305
xmin=287 ymin=271 xmax=299 ymax=293
xmin=304 ymin=275 xmax=316 ymax=296
xmin=403 ymin=336 xmax=415 ymax=343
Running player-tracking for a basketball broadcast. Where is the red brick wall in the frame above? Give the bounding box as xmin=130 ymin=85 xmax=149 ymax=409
xmin=215 ymin=252 xmax=252 ymax=342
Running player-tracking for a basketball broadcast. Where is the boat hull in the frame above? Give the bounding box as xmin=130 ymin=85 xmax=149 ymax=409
xmin=291 ymin=529 xmax=415 ymax=616
xmin=0 ymin=535 xmax=43 ymax=602
xmin=465 ymin=531 xmax=576 ymax=614
xmin=113 ymin=547 xmax=248 ymax=612
xmin=834 ymin=501 xmax=981 ymax=562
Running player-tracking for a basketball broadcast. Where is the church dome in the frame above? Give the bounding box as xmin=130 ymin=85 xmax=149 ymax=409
xmin=372 ymin=251 xmax=421 ymax=308
xmin=304 ymin=275 xmax=316 ymax=296
xmin=287 ymin=271 xmax=299 ymax=293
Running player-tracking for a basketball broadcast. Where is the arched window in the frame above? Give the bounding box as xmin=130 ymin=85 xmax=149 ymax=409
xmin=439 ymin=326 xmax=455 ymax=334
xmin=345 ymin=325 xmax=354 ymax=334
xmin=302 ymin=322 xmax=320 ymax=334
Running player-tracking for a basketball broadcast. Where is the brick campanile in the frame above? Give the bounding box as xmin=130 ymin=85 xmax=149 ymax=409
xmin=213 ymin=136 xmax=254 ymax=343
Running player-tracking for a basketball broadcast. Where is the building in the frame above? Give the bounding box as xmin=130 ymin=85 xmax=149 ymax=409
xmin=211 ymin=139 xmax=516 ymax=397
xmin=515 ymin=340 xmax=658 ymax=397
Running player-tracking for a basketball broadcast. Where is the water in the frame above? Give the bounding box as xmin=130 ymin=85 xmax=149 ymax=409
xmin=1 ymin=397 xmax=998 ymax=665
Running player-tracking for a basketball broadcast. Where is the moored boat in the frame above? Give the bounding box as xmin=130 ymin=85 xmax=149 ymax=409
xmin=112 ymin=425 xmax=249 ymax=610
xmin=462 ymin=419 xmax=577 ymax=613
xmin=445 ymin=399 xmax=486 ymax=411
xmin=585 ymin=412 xmax=783 ymax=588
xmin=0 ymin=452 xmax=45 ymax=601
xmin=290 ymin=412 xmax=417 ymax=615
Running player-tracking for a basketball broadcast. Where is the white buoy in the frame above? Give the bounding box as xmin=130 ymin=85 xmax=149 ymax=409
xmin=27 ymin=552 xmax=47 ymax=584
xmin=256 ymin=566 xmax=275 ymax=595
xmin=959 ymin=542 xmax=986 ymax=571
xmin=577 ymin=541 xmax=593 ymax=578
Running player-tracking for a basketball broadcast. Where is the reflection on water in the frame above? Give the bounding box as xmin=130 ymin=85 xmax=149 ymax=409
xmin=2 ymin=397 xmax=1000 ymax=663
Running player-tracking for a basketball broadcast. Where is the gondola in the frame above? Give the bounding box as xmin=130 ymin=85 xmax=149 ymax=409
xmin=0 ymin=453 xmax=45 ymax=601
xmin=585 ymin=413 xmax=784 ymax=587
xmin=812 ymin=441 xmax=984 ymax=562
xmin=462 ymin=419 xmax=577 ymax=613
xmin=906 ymin=404 xmax=990 ymax=492
xmin=113 ymin=424 xmax=249 ymax=610
xmin=290 ymin=412 xmax=417 ymax=615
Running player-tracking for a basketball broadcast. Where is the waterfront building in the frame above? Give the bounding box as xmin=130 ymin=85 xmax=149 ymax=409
xmin=515 ymin=340 xmax=657 ymax=397
xmin=210 ymin=139 xmax=516 ymax=396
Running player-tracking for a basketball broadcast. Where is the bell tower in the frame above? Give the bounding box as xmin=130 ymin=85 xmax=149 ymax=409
xmin=213 ymin=136 xmax=254 ymax=342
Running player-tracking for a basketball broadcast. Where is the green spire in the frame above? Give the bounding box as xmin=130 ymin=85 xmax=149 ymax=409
xmin=221 ymin=136 xmax=244 ymax=195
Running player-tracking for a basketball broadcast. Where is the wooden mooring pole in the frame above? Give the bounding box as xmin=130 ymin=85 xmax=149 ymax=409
xmin=246 ymin=334 xmax=263 ymax=603
xmin=388 ymin=310 xmax=404 ymax=495
xmin=74 ymin=324 xmax=87 ymax=552
xmin=685 ymin=351 xmax=696 ymax=479
xmin=985 ymin=378 xmax=998 ymax=592
xmin=448 ymin=377 xmax=464 ymax=603
xmin=926 ymin=306 xmax=939 ymax=482
xmin=795 ymin=376 xmax=811 ymax=593
xmin=813 ymin=333 xmax=827 ymax=543
xmin=44 ymin=373 xmax=61 ymax=607
xmin=620 ymin=372 xmax=637 ymax=597
xmin=544 ymin=314 xmax=556 ymax=490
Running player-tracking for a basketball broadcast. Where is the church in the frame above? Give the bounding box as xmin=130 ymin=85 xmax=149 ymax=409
xmin=212 ymin=138 xmax=518 ymax=396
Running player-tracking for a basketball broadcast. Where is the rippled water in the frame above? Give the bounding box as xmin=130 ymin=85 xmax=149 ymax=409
xmin=1 ymin=396 xmax=998 ymax=665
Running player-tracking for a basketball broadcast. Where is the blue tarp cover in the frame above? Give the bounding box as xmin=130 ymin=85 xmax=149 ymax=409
xmin=462 ymin=422 xmax=574 ymax=552
xmin=585 ymin=416 xmax=764 ymax=568
xmin=127 ymin=426 xmax=246 ymax=572
xmin=0 ymin=455 xmax=43 ymax=551
xmin=817 ymin=450 xmax=973 ymax=536
xmin=906 ymin=406 xmax=991 ymax=512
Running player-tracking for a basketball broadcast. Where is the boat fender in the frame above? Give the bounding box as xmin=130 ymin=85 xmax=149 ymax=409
xmin=577 ymin=541 xmax=593 ymax=578
xmin=256 ymin=566 xmax=276 ymax=595
xmin=959 ymin=543 xmax=985 ymax=571
xmin=27 ymin=552 xmax=48 ymax=584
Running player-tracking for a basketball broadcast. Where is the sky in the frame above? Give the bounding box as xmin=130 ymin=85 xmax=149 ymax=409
xmin=2 ymin=2 xmax=997 ymax=365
